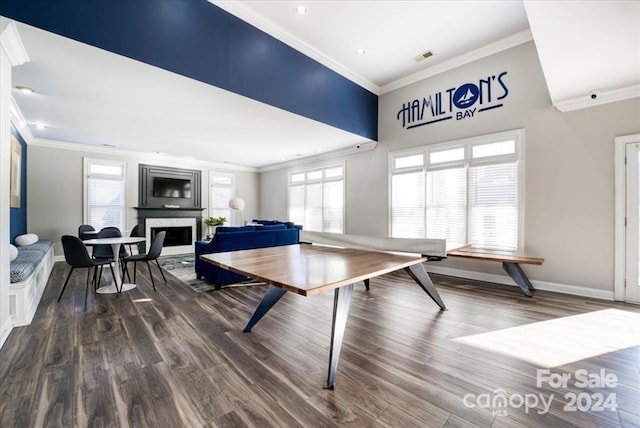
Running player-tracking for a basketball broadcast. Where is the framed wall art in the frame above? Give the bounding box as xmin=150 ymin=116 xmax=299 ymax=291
xmin=10 ymin=135 xmax=22 ymax=208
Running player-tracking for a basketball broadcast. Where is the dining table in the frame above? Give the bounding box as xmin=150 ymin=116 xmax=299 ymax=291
xmin=82 ymin=236 xmax=147 ymax=293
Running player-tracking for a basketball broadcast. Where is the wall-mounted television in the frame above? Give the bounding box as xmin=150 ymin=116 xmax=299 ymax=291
xmin=152 ymin=177 xmax=192 ymax=199
xmin=138 ymin=164 xmax=201 ymax=208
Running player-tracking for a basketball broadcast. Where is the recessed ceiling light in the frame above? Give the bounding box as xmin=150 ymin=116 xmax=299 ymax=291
xmin=35 ymin=122 xmax=46 ymax=129
xmin=294 ymin=5 xmax=307 ymax=15
xmin=356 ymin=48 xmax=366 ymax=55
xmin=15 ymin=85 xmax=35 ymax=94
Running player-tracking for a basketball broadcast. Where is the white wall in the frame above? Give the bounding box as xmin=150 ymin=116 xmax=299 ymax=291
xmin=0 ymin=29 xmax=13 ymax=347
xmin=260 ymin=41 xmax=640 ymax=296
xmin=26 ymin=143 xmax=259 ymax=257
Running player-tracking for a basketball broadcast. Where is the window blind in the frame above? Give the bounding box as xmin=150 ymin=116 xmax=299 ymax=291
xmin=468 ymin=162 xmax=518 ymax=250
xmin=426 ymin=167 xmax=466 ymax=244
xmin=389 ymin=130 xmax=523 ymax=252
xmin=391 ymin=171 xmax=425 ymax=238
xmin=209 ymin=173 xmax=234 ymax=222
xmin=85 ymin=159 xmax=126 ymax=231
xmin=323 ymin=180 xmax=343 ymax=233
xmin=288 ymin=165 xmax=344 ymax=233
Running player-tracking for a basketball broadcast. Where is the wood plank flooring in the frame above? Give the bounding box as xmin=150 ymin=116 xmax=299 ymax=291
xmin=1 ymin=261 xmax=639 ymax=427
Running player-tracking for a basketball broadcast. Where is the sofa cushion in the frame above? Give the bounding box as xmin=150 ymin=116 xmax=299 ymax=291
xmin=260 ymin=224 xmax=286 ymax=231
xmin=9 ymin=244 xmax=18 ymax=261
xmin=15 ymin=233 xmax=39 ymax=246
xmin=254 ymin=220 xmax=298 ymax=229
xmin=10 ymin=239 xmax=54 ymax=283
xmin=216 ymin=226 xmax=255 ymax=233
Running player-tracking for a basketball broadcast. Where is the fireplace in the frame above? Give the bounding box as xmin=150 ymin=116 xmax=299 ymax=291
xmin=145 ymin=218 xmax=196 ymax=255
xmin=136 ymin=164 xmax=204 ymax=254
xmin=152 ymin=226 xmax=192 ymax=247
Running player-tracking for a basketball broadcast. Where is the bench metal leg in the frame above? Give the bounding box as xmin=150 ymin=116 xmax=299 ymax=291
xmin=502 ymin=262 xmax=534 ymax=297
xmin=324 ymin=283 xmax=354 ymax=390
xmin=363 ymin=278 xmax=370 ymax=291
xmin=405 ymin=263 xmax=446 ymax=310
xmin=243 ymin=285 xmax=287 ymax=332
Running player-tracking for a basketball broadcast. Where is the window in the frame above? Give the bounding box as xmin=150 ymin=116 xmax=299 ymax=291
xmin=390 ymin=130 xmax=524 ymax=251
xmin=209 ymin=172 xmax=234 ymax=224
xmin=84 ymin=158 xmax=126 ymax=231
xmin=288 ymin=164 xmax=344 ymax=233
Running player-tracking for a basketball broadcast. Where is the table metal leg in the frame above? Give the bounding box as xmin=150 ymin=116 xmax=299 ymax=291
xmin=405 ymin=263 xmax=446 ymax=310
xmin=324 ymin=283 xmax=354 ymax=390
xmin=243 ymin=285 xmax=287 ymax=332
xmin=502 ymin=262 xmax=534 ymax=297
xmin=96 ymin=243 xmax=122 ymax=294
xmin=111 ymin=243 xmax=123 ymax=292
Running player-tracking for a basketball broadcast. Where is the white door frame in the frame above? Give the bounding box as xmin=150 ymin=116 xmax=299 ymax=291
xmin=614 ymin=133 xmax=640 ymax=301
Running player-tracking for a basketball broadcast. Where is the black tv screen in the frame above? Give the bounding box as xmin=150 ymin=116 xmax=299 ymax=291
xmin=152 ymin=177 xmax=192 ymax=198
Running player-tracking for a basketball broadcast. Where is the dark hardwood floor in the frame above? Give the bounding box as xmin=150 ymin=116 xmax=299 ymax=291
xmin=1 ymin=261 xmax=639 ymax=427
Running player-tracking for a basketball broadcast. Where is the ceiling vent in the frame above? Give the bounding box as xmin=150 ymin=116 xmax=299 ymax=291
xmin=414 ymin=51 xmax=434 ymax=62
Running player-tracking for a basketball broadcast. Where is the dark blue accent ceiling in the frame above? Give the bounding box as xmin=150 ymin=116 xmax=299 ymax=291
xmin=0 ymin=0 xmax=378 ymax=140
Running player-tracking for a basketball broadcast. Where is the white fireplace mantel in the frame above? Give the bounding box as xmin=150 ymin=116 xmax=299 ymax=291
xmin=145 ymin=217 xmax=196 ymax=255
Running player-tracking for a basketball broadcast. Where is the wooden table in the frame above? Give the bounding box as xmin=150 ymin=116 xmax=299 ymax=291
xmin=446 ymin=245 xmax=544 ymax=297
xmin=83 ymin=236 xmax=147 ymax=294
xmin=200 ymin=243 xmax=446 ymax=389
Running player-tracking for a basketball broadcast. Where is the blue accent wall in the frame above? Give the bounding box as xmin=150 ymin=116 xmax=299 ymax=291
xmin=9 ymin=123 xmax=27 ymax=243
xmin=0 ymin=0 xmax=378 ymax=141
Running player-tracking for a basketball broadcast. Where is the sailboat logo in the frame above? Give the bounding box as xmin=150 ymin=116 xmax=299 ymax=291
xmin=453 ymin=83 xmax=479 ymax=109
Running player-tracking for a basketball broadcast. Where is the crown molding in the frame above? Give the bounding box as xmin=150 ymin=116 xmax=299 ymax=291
xmin=28 ymin=137 xmax=259 ymax=172
xmin=211 ymin=2 xmax=535 ymax=96
xmin=258 ymin=141 xmax=378 ymax=172
xmin=209 ymin=0 xmax=381 ymax=94
xmin=379 ymin=30 xmax=533 ymax=94
xmin=0 ymin=21 xmax=30 ymax=66
xmin=554 ymin=84 xmax=640 ymax=112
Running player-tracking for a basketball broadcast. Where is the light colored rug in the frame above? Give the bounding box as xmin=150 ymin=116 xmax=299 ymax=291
xmin=158 ymin=254 xmax=264 ymax=292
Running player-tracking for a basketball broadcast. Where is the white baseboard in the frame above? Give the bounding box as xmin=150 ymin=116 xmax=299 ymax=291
xmin=0 ymin=315 xmax=13 ymax=350
xmin=425 ymin=265 xmax=615 ymax=301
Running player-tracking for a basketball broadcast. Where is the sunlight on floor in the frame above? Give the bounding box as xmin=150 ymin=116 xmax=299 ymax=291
xmin=453 ymin=309 xmax=640 ymax=367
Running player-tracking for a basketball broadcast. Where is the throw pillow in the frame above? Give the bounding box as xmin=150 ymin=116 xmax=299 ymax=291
xmin=15 ymin=233 xmax=39 ymax=246
xmin=9 ymin=244 xmax=18 ymax=261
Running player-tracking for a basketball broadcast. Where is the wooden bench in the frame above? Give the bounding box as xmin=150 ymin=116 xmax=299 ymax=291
xmin=446 ymin=246 xmax=544 ymax=297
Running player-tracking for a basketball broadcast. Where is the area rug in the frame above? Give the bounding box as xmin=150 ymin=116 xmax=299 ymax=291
xmin=158 ymin=254 xmax=264 ymax=292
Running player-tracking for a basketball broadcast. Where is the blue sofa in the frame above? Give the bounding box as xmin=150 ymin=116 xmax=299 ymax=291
xmin=195 ymin=220 xmax=301 ymax=288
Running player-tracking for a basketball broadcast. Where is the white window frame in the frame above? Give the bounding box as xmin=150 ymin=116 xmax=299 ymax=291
xmin=287 ymin=162 xmax=346 ymax=233
xmin=208 ymin=171 xmax=235 ymax=225
xmin=389 ymin=129 xmax=525 ymax=252
xmin=83 ymin=157 xmax=127 ymax=232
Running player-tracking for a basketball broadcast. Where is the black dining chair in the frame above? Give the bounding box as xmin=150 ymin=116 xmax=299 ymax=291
xmin=92 ymin=227 xmax=129 ymax=260
xmin=121 ymin=231 xmax=167 ymax=291
xmin=59 ymin=235 xmax=116 ymax=307
xmin=126 ymin=224 xmax=145 ymax=255
xmin=78 ymin=224 xmax=95 ymax=241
